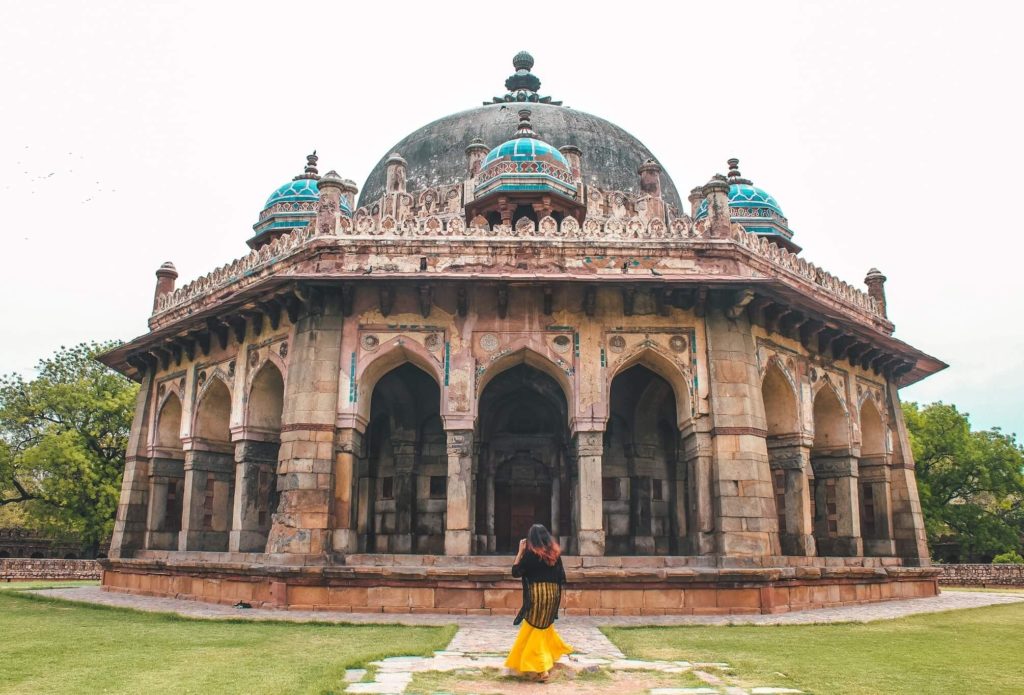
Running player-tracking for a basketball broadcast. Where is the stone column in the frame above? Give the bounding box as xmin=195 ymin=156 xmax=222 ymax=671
xmin=859 ymin=460 xmax=896 ymax=556
xmin=445 ymin=429 xmax=475 ymax=555
xmin=391 ymin=438 xmax=416 ymax=553
xmin=179 ymin=443 xmax=235 ymax=552
xmin=266 ymin=290 xmax=344 ymax=556
xmin=485 ymin=471 xmax=496 ymax=553
xmin=144 ymin=457 xmax=184 ymax=550
xmin=332 ymin=428 xmax=362 ymax=553
xmin=704 ymin=305 xmax=781 ymax=556
xmin=550 ymin=475 xmax=561 ymax=537
xmin=811 ymin=454 xmax=863 ymax=556
xmin=109 ymin=372 xmax=154 ymax=559
xmin=573 ymin=430 xmax=605 ymax=556
xmin=767 ymin=437 xmax=816 ymax=556
xmin=229 ymin=439 xmax=280 ymax=552
xmin=680 ymin=423 xmax=715 ymax=554
xmin=630 ymin=473 xmax=655 ymax=554
xmin=887 ymin=383 xmax=930 ymax=564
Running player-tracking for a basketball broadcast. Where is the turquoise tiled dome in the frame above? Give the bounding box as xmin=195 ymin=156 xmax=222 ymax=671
xmin=482 ymin=137 xmax=571 ymax=168
xmin=264 ymin=178 xmax=320 ymax=208
xmin=694 ymin=183 xmax=784 ymax=220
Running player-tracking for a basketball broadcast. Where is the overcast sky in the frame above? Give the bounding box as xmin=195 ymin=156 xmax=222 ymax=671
xmin=1 ymin=1 xmax=1021 ymax=436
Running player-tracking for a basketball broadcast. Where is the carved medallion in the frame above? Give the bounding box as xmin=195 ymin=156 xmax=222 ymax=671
xmin=479 ymin=333 xmax=499 ymax=352
xmin=552 ymin=335 xmax=571 ymax=353
xmin=227 ymin=360 xmax=236 ymax=378
xmin=197 ymin=370 xmax=207 ymax=387
xmin=249 ymin=350 xmax=259 ymax=368
xmin=279 ymin=341 xmax=288 ymax=358
xmin=669 ymin=335 xmax=688 ymax=353
xmin=361 ymin=334 xmax=380 ymax=351
xmin=809 ymin=368 xmax=818 ymax=383
xmin=157 ymin=383 xmax=166 ymax=397
xmin=608 ymin=335 xmax=626 ymax=353
xmin=425 ymin=333 xmax=442 ymax=352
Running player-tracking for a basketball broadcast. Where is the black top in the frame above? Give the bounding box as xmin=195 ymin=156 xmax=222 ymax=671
xmin=512 ymin=550 xmax=567 ymax=627
xmin=512 ymin=550 xmax=567 ymax=584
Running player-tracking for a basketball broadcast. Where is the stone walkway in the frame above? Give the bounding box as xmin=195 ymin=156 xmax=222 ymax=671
xmin=31 ymin=588 xmax=1022 ymax=694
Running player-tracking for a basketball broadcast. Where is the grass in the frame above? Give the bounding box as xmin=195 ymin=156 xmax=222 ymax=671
xmin=605 ymin=601 xmax=1024 ymax=694
xmin=0 ymin=587 xmax=455 ymax=695
xmin=0 ymin=580 xmax=99 ymax=591
xmin=943 ymin=585 xmax=1024 ymax=595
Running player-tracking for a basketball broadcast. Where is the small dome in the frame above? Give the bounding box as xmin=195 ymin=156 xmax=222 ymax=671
xmin=694 ymin=183 xmax=784 ymax=220
xmin=482 ymin=137 xmax=572 ymax=169
xmin=474 ymin=109 xmax=577 ymax=201
xmin=264 ymin=178 xmax=320 ymax=208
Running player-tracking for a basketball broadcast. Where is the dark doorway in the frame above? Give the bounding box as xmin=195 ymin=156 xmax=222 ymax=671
xmin=494 ymin=455 xmax=552 ymax=552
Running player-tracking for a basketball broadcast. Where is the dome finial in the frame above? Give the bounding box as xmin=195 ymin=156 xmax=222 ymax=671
xmin=513 ymin=50 xmax=534 ymax=71
xmin=726 ymin=157 xmax=751 ymax=185
xmin=295 ymin=151 xmax=320 ymax=181
xmin=516 ymin=109 xmax=537 ymax=138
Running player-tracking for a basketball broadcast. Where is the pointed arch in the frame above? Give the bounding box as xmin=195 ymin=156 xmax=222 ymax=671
xmin=193 ymin=376 xmax=232 ymax=443
xmin=607 ymin=345 xmax=692 ymax=429
xmin=155 ymin=391 xmax=184 ymax=450
xmin=246 ymin=361 xmax=285 ymax=434
xmin=762 ymin=359 xmax=800 ymax=437
xmin=812 ymin=381 xmax=850 ymax=451
xmin=477 ymin=346 xmax=575 ymax=427
xmin=859 ymin=397 xmax=886 ymax=459
xmin=355 ymin=337 xmax=443 ymax=426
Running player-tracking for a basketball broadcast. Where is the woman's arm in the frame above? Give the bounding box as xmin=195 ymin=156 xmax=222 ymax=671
xmin=512 ymin=538 xmax=528 ymax=577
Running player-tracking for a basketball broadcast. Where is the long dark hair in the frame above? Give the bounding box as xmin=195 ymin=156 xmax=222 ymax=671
xmin=527 ymin=524 xmax=561 ymax=566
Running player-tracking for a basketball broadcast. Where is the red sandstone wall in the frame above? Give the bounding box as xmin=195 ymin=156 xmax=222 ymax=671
xmin=938 ymin=564 xmax=1024 ymax=587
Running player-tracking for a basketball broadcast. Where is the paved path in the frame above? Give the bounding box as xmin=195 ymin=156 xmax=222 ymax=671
xmin=29 ymin=587 xmax=1022 ymax=694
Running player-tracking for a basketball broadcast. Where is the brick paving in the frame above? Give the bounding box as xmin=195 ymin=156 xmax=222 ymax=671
xmin=30 ymin=587 xmax=1022 ymax=694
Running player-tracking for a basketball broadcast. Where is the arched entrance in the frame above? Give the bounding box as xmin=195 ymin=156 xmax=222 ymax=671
xmin=183 ymin=378 xmax=234 ymax=552
xmin=146 ymin=392 xmax=185 ymax=550
xmin=359 ymin=363 xmax=445 ymax=554
xmin=605 ymin=365 xmax=681 ymax=555
xmin=476 ymin=364 xmax=570 ymax=554
xmin=811 ymin=384 xmax=862 ymax=556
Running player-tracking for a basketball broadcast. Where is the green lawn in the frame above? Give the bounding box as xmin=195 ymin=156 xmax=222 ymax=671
xmin=0 ymin=587 xmax=455 ymax=695
xmin=605 ymin=602 xmax=1024 ymax=694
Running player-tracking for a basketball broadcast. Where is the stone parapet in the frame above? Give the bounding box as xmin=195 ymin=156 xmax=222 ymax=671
xmin=2 ymin=559 xmax=101 ymax=581
xmin=938 ymin=563 xmax=1024 ymax=587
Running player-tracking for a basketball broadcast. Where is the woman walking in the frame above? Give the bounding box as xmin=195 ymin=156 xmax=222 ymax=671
xmin=505 ymin=524 xmax=573 ymax=682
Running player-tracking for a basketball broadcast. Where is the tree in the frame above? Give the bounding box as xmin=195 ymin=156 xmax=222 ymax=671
xmin=904 ymin=401 xmax=1024 ymax=562
xmin=0 ymin=342 xmax=138 ymax=555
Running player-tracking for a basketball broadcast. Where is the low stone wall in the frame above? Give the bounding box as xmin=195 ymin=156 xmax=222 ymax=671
xmin=101 ymin=556 xmax=940 ymax=615
xmin=1 ymin=558 xmax=101 ymax=581
xmin=938 ymin=564 xmax=1024 ymax=587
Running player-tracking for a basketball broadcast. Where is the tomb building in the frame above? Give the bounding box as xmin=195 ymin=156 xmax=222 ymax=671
xmin=99 ymin=52 xmax=945 ymax=614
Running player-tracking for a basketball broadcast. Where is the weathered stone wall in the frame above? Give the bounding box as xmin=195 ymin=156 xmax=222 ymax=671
xmin=1 ymin=558 xmax=101 ymax=581
xmin=938 ymin=564 xmax=1024 ymax=587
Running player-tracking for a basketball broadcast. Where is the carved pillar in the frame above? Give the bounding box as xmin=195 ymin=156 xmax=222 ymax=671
xmin=704 ymin=305 xmax=781 ymax=556
xmin=179 ymin=442 xmax=235 ymax=552
xmin=485 ymin=470 xmax=496 ymax=553
xmin=811 ymin=454 xmax=863 ymax=556
xmin=680 ymin=422 xmax=715 ymax=554
xmin=887 ymin=383 xmax=930 ymax=564
xmin=229 ymin=439 xmax=280 ymax=552
xmin=109 ymin=372 xmax=155 ymax=558
xmin=630 ymin=473 xmax=655 ymax=554
xmin=266 ymin=290 xmax=343 ymax=556
xmin=332 ymin=428 xmax=362 ymax=553
xmin=767 ymin=437 xmax=816 ymax=556
xmin=392 ymin=437 xmax=416 ymax=554
xmin=859 ymin=458 xmax=895 ymax=556
xmin=145 ymin=457 xmax=184 ymax=550
xmin=573 ymin=430 xmax=605 ymax=556
xmin=445 ymin=429 xmax=475 ymax=555
xmin=550 ymin=474 xmax=561 ymax=538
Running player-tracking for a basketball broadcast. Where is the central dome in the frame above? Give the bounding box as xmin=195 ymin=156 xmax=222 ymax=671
xmin=359 ymin=57 xmax=681 ymax=210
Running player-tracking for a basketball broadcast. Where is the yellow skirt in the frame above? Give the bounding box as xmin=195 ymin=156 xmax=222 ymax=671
xmin=504 ymin=622 xmax=573 ymax=674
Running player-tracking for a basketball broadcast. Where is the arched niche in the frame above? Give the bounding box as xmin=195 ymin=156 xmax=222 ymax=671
xmin=156 ymin=393 xmax=184 ymax=450
xmin=812 ymin=384 xmax=850 ymax=452
xmin=359 ymin=362 xmax=444 ymax=554
xmin=605 ymin=364 xmax=681 ymax=555
xmin=146 ymin=392 xmax=185 ymax=550
xmin=762 ymin=361 xmax=799 ymax=438
xmin=476 ymin=363 xmax=571 ymax=554
xmin=247 ymin=362 xmax=284 ymax=433
xmin=859 ymin=399 xmax=886 ymax=460
xmin=476 ymin=347 xmax=575 ymax=429
xmin=193 ymin=378 xmax=232 ymax=445
xmin=183 ymin=377 xmax=234 ymax=552
xmin=608 ymin=346 xmax=692 ymax=430
xmin=355 ymin=338 xmax=444 ymax=427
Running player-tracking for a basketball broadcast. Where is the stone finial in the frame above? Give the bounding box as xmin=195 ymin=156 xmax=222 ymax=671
xmin=559 ymin=145 xmax=583 ymax=181
xmin=385 ymin=152 xmax=408 ymax=194
xmin=153 ymin=261 xmax=178 ymax=311
xmin=516 ymin=109 xmax=537 ymax=138
xmin=864 ymin=268 xmax=888 ymax=318
xmin=726 ymin=157 xmax=752 ymax=185
xmin=340 ymin=177 xmax=359 ymax=210
xmin=318 ymin=169 xmax=344 ymax=191
xmin=702 ymin=175 xmax=732 ymax=237
xmin=488 ymin=51 xmax=562 ymax=105
xmin=637 ymin=159 xmax=663 ymax=199
xmin=294 ymin=151 xmax=320 ymax=180
xmin=465 ymin=138 xmax=490 ymax=177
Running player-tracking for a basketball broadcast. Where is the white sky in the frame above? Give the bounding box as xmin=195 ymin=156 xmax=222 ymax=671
xmin=1 ymin=1 xmax=1021 ymax=436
